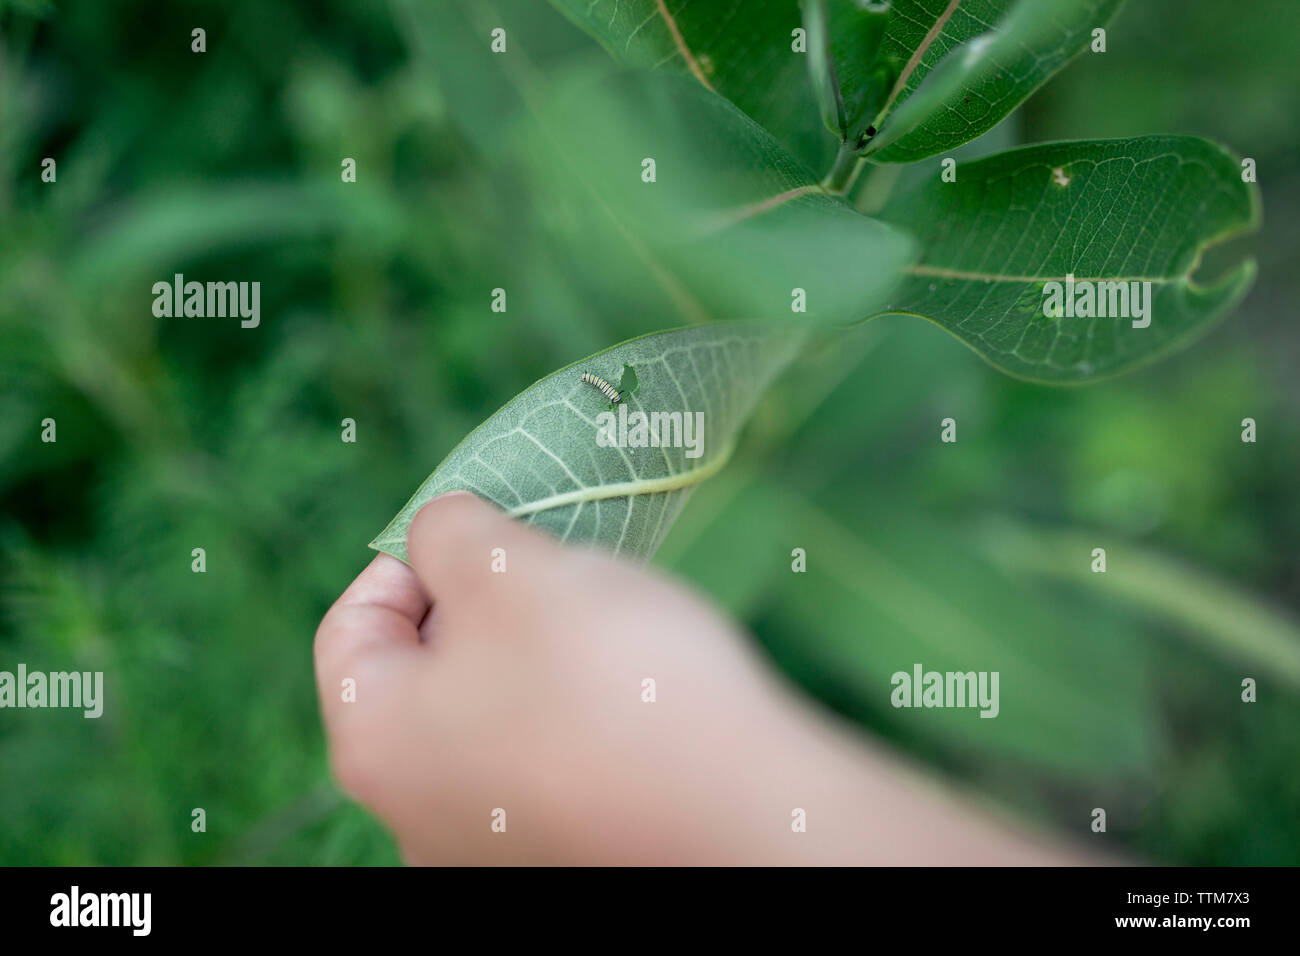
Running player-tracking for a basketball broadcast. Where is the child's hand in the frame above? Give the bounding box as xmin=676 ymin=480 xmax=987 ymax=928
xmin=315 ymin=492 xmax=1079 ymax=865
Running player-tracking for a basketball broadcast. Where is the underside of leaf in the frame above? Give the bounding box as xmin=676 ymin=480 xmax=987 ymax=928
xmin=371 ymin=323 xmax=807 ymax=563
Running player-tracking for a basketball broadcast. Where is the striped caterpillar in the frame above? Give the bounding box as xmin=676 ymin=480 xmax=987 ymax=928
xmin=579 ymin=371 xmax=621 ymax=404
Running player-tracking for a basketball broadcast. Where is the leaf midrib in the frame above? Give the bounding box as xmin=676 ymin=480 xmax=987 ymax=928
xmin=507 ymin=437 xmax=736 ymax=518
xmin=875 ymin=0 xmax=964 ymax=127
xmin=903 ymin=264 xmax=1183 ymax=283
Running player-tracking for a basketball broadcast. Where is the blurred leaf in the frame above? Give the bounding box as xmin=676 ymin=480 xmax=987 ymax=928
xmin=866 ymin=0 xmax=1125 ymax=162
xmin=667 ymin=478 xmax=1158 ymax=774
xmin=872 ymin=136 xmax=1260 ymax=381
xmin=550 ymin=0 xmax=835 ymax=168
xmin=803 ymin=0 xmax=848 ymax=140
xmin=977 ymin=519 xmax=1300 ymax=688
xmin=533 ymin=68 xmax=915 ymax=325
xmin=371 ymin=323 xmax=807 ymax=563
xmin=392 ymin=0 xmax=588 ymax=157
xmin=551 ymin=1 xmax=1122 ymax=169
xmin=69 ymin=182 xmax=404 ymax=287
xmin=548 ymin=0 xmax=896 ymax=169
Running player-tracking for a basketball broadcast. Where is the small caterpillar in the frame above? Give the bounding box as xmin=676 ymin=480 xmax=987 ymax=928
xmin=579 ymin=371 xmax=621 ymax=404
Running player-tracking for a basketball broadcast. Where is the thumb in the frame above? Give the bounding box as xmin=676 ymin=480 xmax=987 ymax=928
xmin=405 ymin=491 xmax=563 ymax=613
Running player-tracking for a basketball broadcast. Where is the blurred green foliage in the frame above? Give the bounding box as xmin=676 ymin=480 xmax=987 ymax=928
xmin=1 ymin=0 xmax=1297 ymax=864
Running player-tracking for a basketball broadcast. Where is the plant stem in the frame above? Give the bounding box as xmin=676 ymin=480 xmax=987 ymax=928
xmin=821 ymin=142 xmax=864 ymax=194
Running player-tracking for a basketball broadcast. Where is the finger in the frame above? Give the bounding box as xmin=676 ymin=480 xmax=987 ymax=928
xmin=336 ymin=552 xmax=430 ymax=626
xmin=405 ymin=491 xmax=562 ymax=618
xmin=315 ymin=603 xmax=419 ymax=719
xmin=315 ymin=555 xmax=427 ymax=730
xmin=316 ymin=554 xmax=428 ymax=666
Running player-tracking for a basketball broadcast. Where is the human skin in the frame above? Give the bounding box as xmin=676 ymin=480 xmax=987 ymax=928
xmin=315 ymin=491 xmax=1088 ymax=865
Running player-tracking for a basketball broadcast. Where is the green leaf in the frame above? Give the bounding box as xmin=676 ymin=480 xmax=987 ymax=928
xmin=867 ymin=0 xmax=1126 ymax=162
xmin=871 ymin=136 xmax=1260 ymax=382
xmin=371 ymin=323 xmax=807 ymax=563
xmin=802 ymin=0 xmax=848 ymax=139
xmin=532 ymin=68 xmax=915 ymax=325
xmin=664 ymin=478 xmax=1158 ymax=774
xmin=548 ymin=1 xmax=1119 ymax=169
xmin=549 ymin=0 xmax=892 ymax=170
xmin=976 ymin=519 xmax=1300 ymax=689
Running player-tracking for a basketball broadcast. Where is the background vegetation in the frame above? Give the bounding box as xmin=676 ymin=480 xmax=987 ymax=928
xmin=1 ymin=0 xmax=1297 ymax=864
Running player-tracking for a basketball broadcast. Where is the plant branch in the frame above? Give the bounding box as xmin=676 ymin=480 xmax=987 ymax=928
xmin=821 ymin=142 xmax=865 ymax=195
